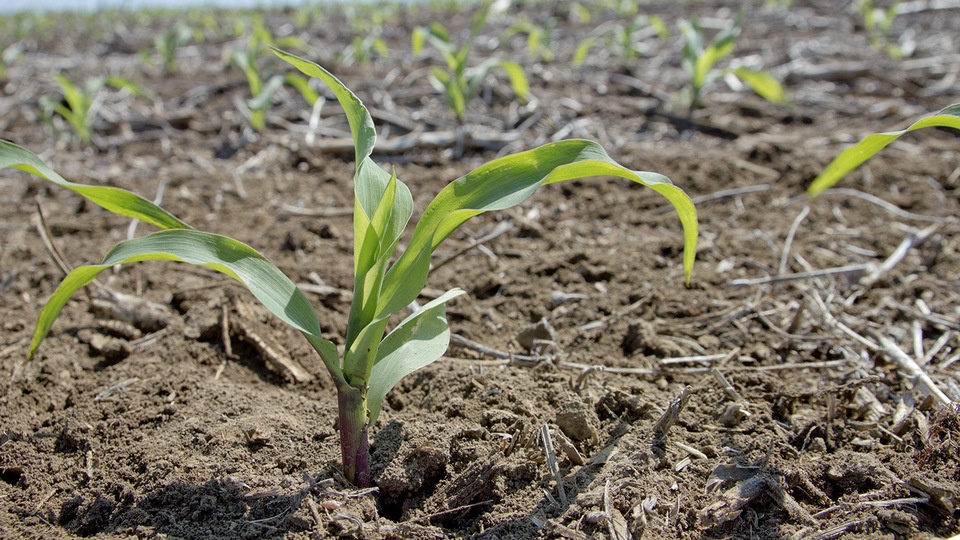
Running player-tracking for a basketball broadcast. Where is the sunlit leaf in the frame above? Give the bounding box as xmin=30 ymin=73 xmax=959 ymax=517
xmin=27 ymin=230 xmax=335 ymax=367
xmin=367 ymin=288 xmax=465 ymax=424
xmin=378 ymin=140 xmax=698 ymax=319
xmin=808 ymin=104 xmax=960 ymax=196
xmin=732 ymin=67 xmax=785 ymax=103
xmin=0 ymin=140 xmax=189 ymax=230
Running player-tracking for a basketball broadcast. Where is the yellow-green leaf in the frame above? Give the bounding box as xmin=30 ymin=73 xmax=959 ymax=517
xmin=808 ymin=104 xmax=960 ymax=196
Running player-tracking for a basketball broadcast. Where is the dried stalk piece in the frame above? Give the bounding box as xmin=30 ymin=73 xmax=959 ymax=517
xmin=875 ymin=333 xmax=951 ymax=406
xmin=700 ymin=471 xmax=813 ymax=528
xmin=90 ymin=290 xmax=176 ymax=332
xmin=540 ymin=424 xmax=568 ymax=507
xmin=231 ymin=301 xmax=313 ymax=383
xmin=652 ymin=387 xmax=691 ymax=443
xmin=552 ymin=429 xmax=586 ymax=466
xmin=91 ymin=319 xmax=142 ymax=340
xmin=604 ymin=480 xmax=630 ymax=540
xmin=76 ymin=329 xmax=131 ymax=363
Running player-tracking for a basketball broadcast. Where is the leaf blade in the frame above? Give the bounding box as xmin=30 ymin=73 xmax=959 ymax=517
xmin=808 ymin=104 xmax=960 ymax=196
xmin=731 ymin=67 xmax=785 ymax=103
xmin=28 ymin=230 xmax=339 ymax=379
xmin=367 ymin=289 xmax=465 ymax=424
xmin=0 ymin=140 xmax=190 ymax=230
xmin=379 ymin=140 xmax=698 ymax=319
xmin=273 ymin=48 xmax=378 ymax=168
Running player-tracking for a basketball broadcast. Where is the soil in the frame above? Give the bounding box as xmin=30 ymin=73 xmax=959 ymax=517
xmin=1 ymin=1 xmax=959 ymax=539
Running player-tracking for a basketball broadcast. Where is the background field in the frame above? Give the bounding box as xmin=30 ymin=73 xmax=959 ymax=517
xmin=1 ymin=1 xmax=958 ymax=538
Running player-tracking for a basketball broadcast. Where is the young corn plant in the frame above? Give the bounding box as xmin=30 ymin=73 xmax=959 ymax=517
xmin=340 ymin=36 xmax=389 ymax=66
xmin=152 ymin=22 xmax=195 ymax=74
xmin=504 ymin=17 xmax=558 ymax=63
xmin=807 ymin=103 xmax=960 ymax=196
xmin=574 ymin=15 xmax=668 ymax=67
xmin=860 ymin=0 xmax=913 ymax=58
xmin=39 ymin=73 xmax=152 ymax=144
xmin=412 ymin=4 xmax=530 ymax=122
xmin=229 ymin=16 xmax=317 ymax=132
xmin=2 ymin=49 xmax=698 ymax=487
xmin=0 ymin=43 xmax=23 ymax=80
xmin=678 ymin=11 xmax=785 ymax=112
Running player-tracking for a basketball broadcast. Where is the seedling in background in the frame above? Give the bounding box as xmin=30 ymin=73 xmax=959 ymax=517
xmin=228 ymin=16 xmax=317 ymax=132
xmin=1 ymin=50 xmax=697 ymax=487
xmin=0 ymin=43 xmax=23 ymax=80
xmin=343 ymin=2 xmax=399 ymax=34
xmin=412 ymin=4 xmax=530 ymax=122
xmin=574 ymin=14 xmax=668 ymax=66
xmin=568 ymin=2 xmax=592 ymax=24
xmin=807 ymin=103 xmax=960 ymax=196
xmin=678 ymin=11 xmax=785 ymax=111
xmin=39 ymin=73 xmax=152 ymax=144
xmin=340 ymin=36 xmax=389 ymax=66
xmin=151 ymin=22 xmax=195 ymax=74
xmin=860 ymin=0 xmax=913 ymax=58
xmin=504 ymin=17 xmax=558 ymax=63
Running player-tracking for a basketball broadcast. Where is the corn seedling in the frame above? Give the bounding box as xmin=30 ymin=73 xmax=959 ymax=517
xmin=574 ymin=15 xmax=668 ymax=67
xmin=568 ymin=2 xmax=592 ymax=24
xmin=678 ymin=11 xmax=785 ymax=111
xmin=860 ymin=0 xmax=912 ymax=58
xmin=228 ymin=16 xmax=316 ymax=132
xmin=152 ymin=22 xmax=194 ymax=74
xmin=4 ymin=12 xmax=54 ymax=42
xmin=412 ymin=4 xmax=530 ymax=122
xmin=764 ymin=0 xmax=793 ymax=9
xmin=344 ymin=3 xmax=399 ymax=34
xmin=0 ymin=43 xmax=23 ymax=80
xmin=807 ymin=103 xmax=960 ymax=197
xmin=2 ymin=50 xmax=698 ymax=487
xmin=39 ymin=73 xmax=152 ymax=144
xmin=340 ymin=36 xmax=389 ymax=66
xmin=504 ymin=17 xmax=558 ymax=63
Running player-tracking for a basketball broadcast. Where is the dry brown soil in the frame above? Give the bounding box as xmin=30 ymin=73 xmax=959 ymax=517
xmin=1 ymin=1 xmax=959 ymax=538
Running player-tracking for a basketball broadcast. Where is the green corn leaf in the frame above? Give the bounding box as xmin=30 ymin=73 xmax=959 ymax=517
xmin=26 ymin=229 xmax=341 ymax=378
xmin=731 ymin=67 xmax=785 ymax=103
xmin=378 ymin=139 xmax=699 ymax=320
xmin=573 ymin=37 xmax=595 ymax=67
xmin=51 ymin=73 xmax=97 ymax=141
xmin=696 ymin=44 xmax=728 ymax=90
xmin=0 ymin=140 xmax=190 ymax=229
xmin=247 ymin=74 xmax=285 ymax=112
xmin=679 ymin=19 xmax=703 ymax=67
xmin=276 ymin=49 xmax=415 ymax=355
xmin=274 ymin=49 xmax=377 ymax=170
xmin=808 ymin=104 xmax=960 ymax=197
xmin=56 ymin=73 xmax=90 ymax=114
xmin=465 ymin=59 xmax=496 ymax=103
xmin=367 ymin=288 xmax=465 ymax=425
xmin=412 ymin=27 xmax=427 ymax=55
xmin=353 ymin=170 xmax=412 ymax=330
xmin=429 ymin=22 xmax=450 ymax=44
xmin=275 ymin=50 xmax=405 ymax=238
xmin=372 ymin=38 xmax=389 ymax=57
xmin=231 ymin=50 xmax=263 ymax=98
xmin=710 ymin=10 xmax=742 ymax=57
xmin=499 ymin=60 xmax=530 ymax=103
xmin=428 ymin=66 xmax=450 ymax=94
xmin=650 ymin=15 xmax=669 ymax=38
xmin=105 ymin=75 xmax=154 ymax=100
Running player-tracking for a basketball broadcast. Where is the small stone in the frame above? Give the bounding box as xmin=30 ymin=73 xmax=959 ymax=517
xmin=555 ymin=400 xmax=599 ymax=444
xmin=697 ymin=334 xmax=721 ymax=349
xmin=717 ymin=403 xmax=748 ymax=427
xmin=516 ymin=317 xmax=556 ymax=353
